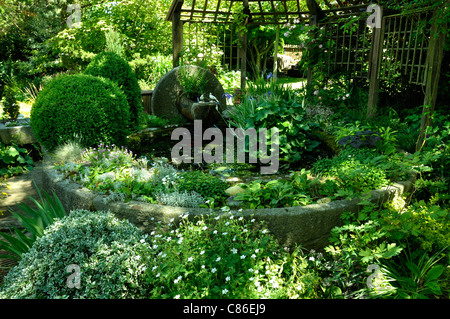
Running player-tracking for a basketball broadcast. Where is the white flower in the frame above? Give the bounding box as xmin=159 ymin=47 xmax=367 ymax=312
xmin=231 ymin=248 xmax=238 ymax=254
xmin=200 ymin=250 xmax=205 ymax=255
xmin=222 ymin=232 xmax=228 ymax=236
xmin=241 ymin=255 xmax=246 ymax=259
xmin=225 ymin=276 xmax=231 ymax=282
xmin=211 ymin=268 xmax=217 ymax=273
xmin=216 ymin=257 xmax=221 ymax=262
xmin=213 ymin=230 xmax=218 ymax=234
xmin=309 ymin=256 xmax=315 ymax=261
xmin=188 ymin=257 xmax=194 ymax=262
xmin=251 ymin=254 xmax=256 ymax=259
xmin=222 ymin=288 xmax=228 ymax=295
xmin=248 ymin=268 xmax=254 ymax=273
xmin=174 ymin=294 xmax=180 ymax=299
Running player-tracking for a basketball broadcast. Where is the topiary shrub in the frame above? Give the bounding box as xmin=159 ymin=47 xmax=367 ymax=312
xmin=84 ymin=52 xmax=144 ymax=129
xmin=0 ymin=209 xmax=150 ymax=299
xmin=30 ymin=74 xmax=130 ymax=151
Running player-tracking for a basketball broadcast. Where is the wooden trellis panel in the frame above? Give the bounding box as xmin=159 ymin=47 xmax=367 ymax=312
xmin=317 ymin=18 xmax=372 ymax=79
xmin=378 ymin=10 xmax=432 ymax=86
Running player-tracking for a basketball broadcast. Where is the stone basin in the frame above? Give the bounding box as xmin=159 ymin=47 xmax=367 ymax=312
xmin=40 ymin=151 xmax=416 ymax=250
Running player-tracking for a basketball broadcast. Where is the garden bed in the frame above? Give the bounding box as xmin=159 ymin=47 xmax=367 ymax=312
xmin=41 ymin=150 xmax=416 ymax=250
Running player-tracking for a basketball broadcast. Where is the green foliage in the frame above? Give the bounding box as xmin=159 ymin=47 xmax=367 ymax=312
xmin=380 ymin=248 xmax=447 ymax=299
xmin=234 ymin=179 xmax=312 ymax=209
xmin=130 ymin=54 xmax=172 ymax=90
xmin=177 ymin=66 xmax=209 ymax=99
xmin=140 ymin=211 xmax=320 ymax=299
xmin=144 ymin=114 xmax=171 ymax=128
xmin=1 ymin=80 xmax=20 ymax=121
xmin=382 ymin=201 xmax=450 ymax=253
xmin=0 ymin=186 xmax=66 ymax=263
xmin=0 ymin=209 xmax=150 ymax=299
xmin=30 ymin=74 xmax=130 ymax=151
xmin=0 ymin=142 xmax=34 ymax=177
xmin=228 ymin=91 xmax=321 ymax=164
xmin=176 ymin=170 xmax=228 ymax=203
xmin=83 ymin=52 xmax=143 ymax=129
xmin=318 ymin=220 xmax=402 ymax=298
xmin=312 ymin=148 xmax=390 ymax=195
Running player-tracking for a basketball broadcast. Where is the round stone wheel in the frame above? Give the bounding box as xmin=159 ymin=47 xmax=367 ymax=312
xmin=151 ymin=65 xmax=226 ymax=123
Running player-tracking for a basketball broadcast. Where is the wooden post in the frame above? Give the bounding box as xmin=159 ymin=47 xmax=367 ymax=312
xmin=306 ymin=0 xmax=325 ymax=86
xmin=172 ymin=0 xmax=184 ymax=68
xmin=366 ymin=6 xmax=384 ymax=120
xmin=239 ymin=32 xmax=248 ymax=91
xmin=273 ymin=25 xmax=280 ymax=78
xmin=416 ymin=11 xmax=446 ymax=152
xmin=239 ymin=0 xmax=250 ymax=91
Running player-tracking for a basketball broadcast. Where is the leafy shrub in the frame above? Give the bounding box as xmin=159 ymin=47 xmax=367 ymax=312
xmin=0 ymin=210 xmax=150 ymax=299
xmin=234 ymin=179 xmax=313 ymax=209
xmin=176 ymin=170 xmax=228 ymax=202
xmin=318 ymin=220 xmax=403 ymax=299
xmin=84 ymin=52 xmax=143 ymax=129
xmin=129 ymin=54 xmax=172 ymax=90
xmin=312 ymin=148 xmax=389 ymax=195
xmin=228 ymin=93 xmax=321 ymax=164
xmin=0 ymin=142 xmax=34 ymax=177
xmin=0 ymin=186 xmax=66 ymax=263
xmin=140 ymin=211 xmax=321 ymax=299
xmin=30 ymin=74 xmax=130 ymax=151
xmin=1 ymin=80 xmax=20 ymax=120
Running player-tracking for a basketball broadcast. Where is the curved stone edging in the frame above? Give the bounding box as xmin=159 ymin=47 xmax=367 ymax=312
xmin=41 ymin=157 xmax=416 ymax=250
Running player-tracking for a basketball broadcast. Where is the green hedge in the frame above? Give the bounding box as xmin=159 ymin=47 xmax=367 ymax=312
xmin=30 ymin=74 xmax=130 ymax=151
xmin=84 ymin=52 xmax=144 ymax=129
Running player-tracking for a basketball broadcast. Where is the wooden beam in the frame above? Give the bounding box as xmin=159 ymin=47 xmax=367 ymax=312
xmin=416 ymin=10 xmax=447 ymax=152
xmin=366 ymin=6 xmax=384 ymax=119
xmin=240 ymin=0 xmax=250 ymax=91
xmin=172 ymin=0 xmax=184 ymax=68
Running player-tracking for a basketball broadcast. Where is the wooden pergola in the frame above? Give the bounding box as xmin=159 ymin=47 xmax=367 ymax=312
xmin=165 ymin=0 xmax=447 ymax=147
xmin=165 ymin=0 xmax=369 ymax=89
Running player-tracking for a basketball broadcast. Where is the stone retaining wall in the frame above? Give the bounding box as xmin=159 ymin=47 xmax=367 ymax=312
xmin=41 ymin=158 xmax=415 ymax=250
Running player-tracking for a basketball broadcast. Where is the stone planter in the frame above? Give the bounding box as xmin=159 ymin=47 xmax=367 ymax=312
xmin=0 ymin=121 xmax=37 ymax=145
xmin=40 ymin=152 xmax=416 ymax=251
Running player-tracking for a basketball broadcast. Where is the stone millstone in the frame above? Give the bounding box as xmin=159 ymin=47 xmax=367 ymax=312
xmin=151 ymin=65 xmax=226 ymax=123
